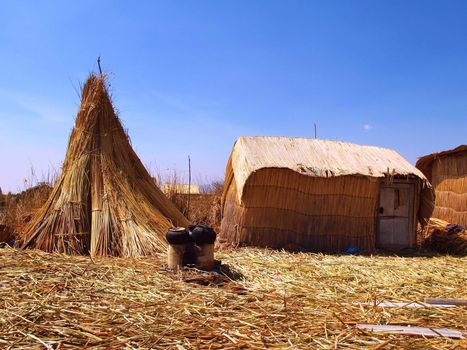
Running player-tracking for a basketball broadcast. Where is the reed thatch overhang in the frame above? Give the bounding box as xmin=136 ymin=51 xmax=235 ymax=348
xmin=21 ymin=74 xmax=189 ymax=257
xmin=416 ymin=145 xmax=467 ymax=182
xmin=225 ymin=136 xmax=431 ymax=205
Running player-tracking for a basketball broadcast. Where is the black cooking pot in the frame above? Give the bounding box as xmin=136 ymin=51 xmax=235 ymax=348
xmin=188 ymin=225 xmax=217 ymax=245
xmin=166 ymin=227 xmax=191 ymax=245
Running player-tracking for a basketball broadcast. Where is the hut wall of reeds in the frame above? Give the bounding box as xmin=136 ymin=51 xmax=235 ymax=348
xmin=416 ymin=145 xmax=467 ymax=226
xmin=21 ymin=74 xmax=189 ymax=257
xmin=220 ymin=137 xmax=434 ymax=252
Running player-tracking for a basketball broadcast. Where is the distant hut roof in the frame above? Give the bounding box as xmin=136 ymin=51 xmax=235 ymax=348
xmin=416 ymin=145 xmax=467 ymax=182
xmin=162 ymin=183 xmax=201 ymax=195
xmin=227 ymin=136 xmax=429 ymax=202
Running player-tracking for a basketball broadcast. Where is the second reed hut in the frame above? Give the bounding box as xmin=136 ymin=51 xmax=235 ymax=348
xmin=416 ymin=145 xmax=467 ymax=226
xmin=220 ymin=137 xmax=434 ymax=252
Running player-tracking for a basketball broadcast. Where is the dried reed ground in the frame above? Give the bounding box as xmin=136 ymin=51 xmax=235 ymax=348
xmin=0 ymin=248 xmax=465 ymax=349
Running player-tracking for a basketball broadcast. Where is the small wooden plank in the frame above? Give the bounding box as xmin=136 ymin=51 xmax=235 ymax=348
xmin=425 ymin=298 xmax=467 ymax=306
xmin=357 ymin=301 xmax=456 ymax=309
xmin=357 ymin=324 xmax=465 ymax=339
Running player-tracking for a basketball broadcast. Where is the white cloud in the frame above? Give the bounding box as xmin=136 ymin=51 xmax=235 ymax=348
xmin=363 ymin=124 xmax=373 ymax=131
xmin=0 ymin=88 xmax=74 ymax=124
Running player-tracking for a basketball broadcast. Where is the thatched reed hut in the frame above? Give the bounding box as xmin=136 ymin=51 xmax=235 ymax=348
xmin=220 ymin=137 xmax=434 ymax=252
xmin=416 ymin=145 xmax=467 ymax=226
xmin=22 ymin=74 xmax=188 ymax=257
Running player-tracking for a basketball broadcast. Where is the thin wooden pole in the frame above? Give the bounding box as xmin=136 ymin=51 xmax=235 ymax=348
xmin=425 ymin=298 xmax=467 ymax=306
xmin=97 ymin=56 xmax=103 ymax=76
xmin=187 ymin=155 xmax=191 ymax=220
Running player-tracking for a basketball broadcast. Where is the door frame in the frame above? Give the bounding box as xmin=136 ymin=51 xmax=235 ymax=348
xmin=375 ymin=179 xmax=417 ymax=249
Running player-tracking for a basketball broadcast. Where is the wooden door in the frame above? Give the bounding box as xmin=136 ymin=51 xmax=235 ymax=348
xmin=377 ymin=183 xmax=414 ymax=249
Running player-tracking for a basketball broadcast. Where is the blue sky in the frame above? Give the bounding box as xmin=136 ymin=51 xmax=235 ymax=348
xmin=1 ymin=1 xmax=466 ymax=192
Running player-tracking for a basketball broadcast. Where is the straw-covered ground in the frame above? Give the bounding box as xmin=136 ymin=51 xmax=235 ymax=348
xmin=0 ymin=248 xmax=465 ymax=349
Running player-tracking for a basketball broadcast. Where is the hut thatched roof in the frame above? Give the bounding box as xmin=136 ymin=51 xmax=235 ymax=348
xmin=416 ymin=145 xmax=467 ymax=181
xmin=226 ymin=136 xmax=429 ymax=202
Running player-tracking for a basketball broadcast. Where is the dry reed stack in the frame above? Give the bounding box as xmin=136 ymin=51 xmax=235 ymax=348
xmin=21 ymin=74 xmax=188 ymax=257
xmin=220 ymin=137 xmax=434 ymax=252
xmin=416 ymin=145 xmax=467 ymax=226
xmin=422 ymin=218 xmax=467 ymax=255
